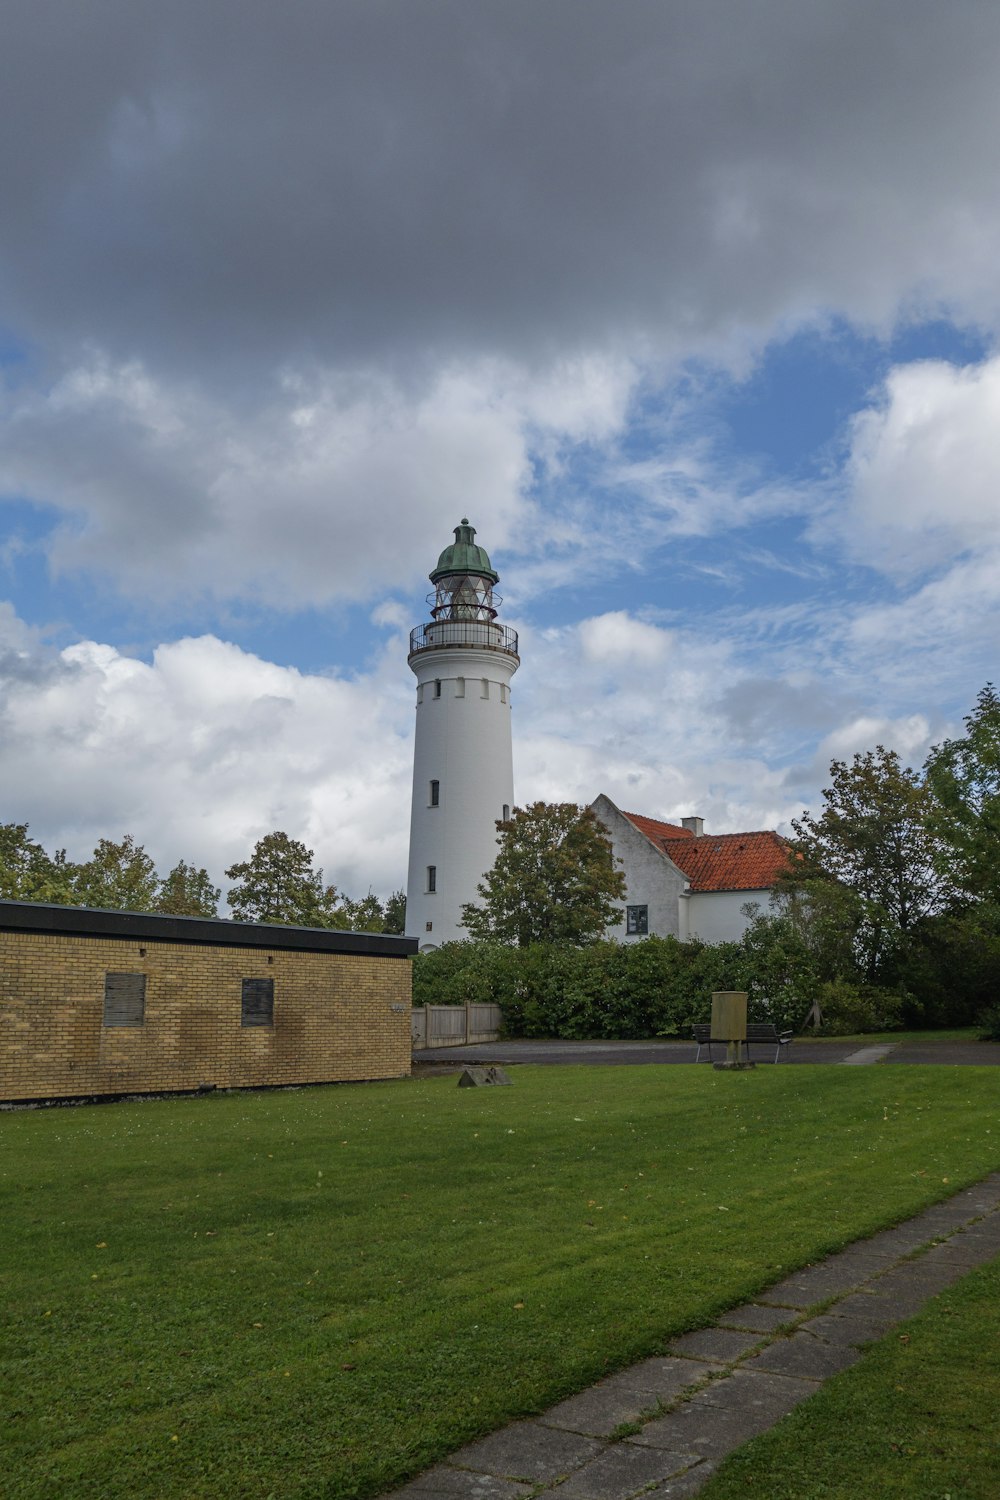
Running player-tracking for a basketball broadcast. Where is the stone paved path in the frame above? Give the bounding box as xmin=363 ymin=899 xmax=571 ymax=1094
xmin=383 ymin=1172 xmax=1000 ymax=1499
xmin=839 ymin=1042 xmax=898 ymax=1064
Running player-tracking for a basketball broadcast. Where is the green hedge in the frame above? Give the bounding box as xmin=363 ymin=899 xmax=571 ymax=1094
xmin=412 ymin=935 xmax=809 ymax=1038
xmin=411 ymin=920 xmax=918 ymax=1037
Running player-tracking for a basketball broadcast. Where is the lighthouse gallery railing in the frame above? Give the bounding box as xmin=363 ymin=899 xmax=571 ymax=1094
xmin=408 ymin=622 xmax=519 ymax=657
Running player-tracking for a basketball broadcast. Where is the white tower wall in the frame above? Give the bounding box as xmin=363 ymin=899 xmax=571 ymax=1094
xmin=405 ymin=643 xmax=517 ymax=948
xmin=404 ymin=521 xmax=519 ymax=951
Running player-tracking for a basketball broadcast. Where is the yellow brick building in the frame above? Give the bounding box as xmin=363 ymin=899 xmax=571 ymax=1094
xmin=0 ymin=900 xmax=415 ymax=1103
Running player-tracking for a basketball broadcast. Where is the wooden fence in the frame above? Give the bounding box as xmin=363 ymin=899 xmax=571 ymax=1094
xmin=411 ymin=1002 xmax=502 ymax=1049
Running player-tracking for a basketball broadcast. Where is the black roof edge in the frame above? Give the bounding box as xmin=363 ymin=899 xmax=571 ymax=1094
xmin=0 ymin=899 xmax=418 ymax=958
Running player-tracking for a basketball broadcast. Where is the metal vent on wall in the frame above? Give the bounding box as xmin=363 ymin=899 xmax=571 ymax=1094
xmin=103 ymin=972 xmax=146 ymax=1027
xmin=241 ymin=977 xmax=275 ymax=1027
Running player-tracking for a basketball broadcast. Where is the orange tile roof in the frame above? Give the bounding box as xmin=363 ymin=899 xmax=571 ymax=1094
xmin=621 ymin=812 xmax=694 ymax=844
xmin=621 ymin=812 xmax=792 ymax=893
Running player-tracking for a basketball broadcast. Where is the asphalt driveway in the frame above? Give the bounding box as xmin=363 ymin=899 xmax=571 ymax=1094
xmin=413 ymin=1037 xmax=1000 ymax=1068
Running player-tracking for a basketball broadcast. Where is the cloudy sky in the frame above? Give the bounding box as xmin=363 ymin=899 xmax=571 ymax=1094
xmin=2 ymin=0 xmax=999 ymax=901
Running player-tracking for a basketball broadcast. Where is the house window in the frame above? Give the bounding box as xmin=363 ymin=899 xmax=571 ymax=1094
xmin=626 ymin=905 xmax=649 ymax=936
xmin=427 ymin=865 xmax=437 ymax=893
xmin=241 ymin=977 xmax=274 ymax=1027
xmin=103 ymin=972 xmax=146 ymax=1027
xmin=434 ymin=679 xmax=442 ymax=698
xmin=429 ymin=779 xmax=440 ymax=806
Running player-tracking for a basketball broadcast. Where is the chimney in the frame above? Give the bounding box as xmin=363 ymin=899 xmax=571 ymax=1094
xmin=680 ymin=816 xmax=704 ymax=837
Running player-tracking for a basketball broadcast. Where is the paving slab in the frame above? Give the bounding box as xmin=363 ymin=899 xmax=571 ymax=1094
xmin=744 ymin=1331 xmax=862 ymax=1380
xmin=946 ymin=1221 xmax=1000 ymax=1249
xmin=716 ymin=1302 xmax=798 ymax=1334
xmin=630 ymin=1394 xmax=788 ymax=1458
xmin=799 ymin=1309 xmax=902 ymax=1346
xmin=755 ymin=1257 xmax=889 ymax=1307
xmin=610 ymin=1356 xmax=724 ymax=1400
xmin=389 ymin=1468 xmax=534 ymax=1500
xmin=539 ymin=1380 xmax=663 ymax=1439
xmin=448 ymin=1423 xmax=603 ymax=1484
xmin=667 ymin=1327 xmax=763 ymax=1361
xmin=687 ymin=1369 xmax=816 ymax=1418
xmin=870 ymin=1262 xmax=966 ymax=1300
xmin=840 ymin=1044 xmax=897 ymax=1064
xmin=837 ymin=1282 xmax=944 ymax=1320
xmin=549 ymin=1442 xmax=694 ymax=1498
xmin=829 ymin=1289 xmax=912 ymax=1326
xmin=645 ymin=1462 xmax=716 ymax=1498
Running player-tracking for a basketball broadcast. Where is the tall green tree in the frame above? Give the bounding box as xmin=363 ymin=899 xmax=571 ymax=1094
xmin=382 ymin=889 xmax=407 ymax=935
xmin=225 ymin=831 xmax=343 ymax=927
xmin=156 ymin=860 xmax=221 ymax=917
xmin=461 ymin=802 xmax=626 ymax=947
xmin=925 ymin=683 xmax=1000 ymax=905
xmin=74 ymin=835 xmax=160 ymax=912
xmin=338 ymin=890 xmax=386 ymax=932
xmin=788 ymin=747 xmax=947 ymax=982
xmin=0 ymin=823 xmax=78 ymax=904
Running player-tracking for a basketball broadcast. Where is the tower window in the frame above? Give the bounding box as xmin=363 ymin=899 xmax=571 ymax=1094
xmin=434 ymin=679 xmax=442 ymax=698
xmin=427 ymin=865 xmax=437 ymax=893
xmin=429 ymin=779 xmax=440 ymax=806
xmin=502 ymin=804 xmax=510 ymax=821
xmin=456 ymin=676 xmax=465 ymax=697
xmin=500 ymin=683 xmax=507 ymax=704
xmin=481 ymin=678 xmax=489 ymax=698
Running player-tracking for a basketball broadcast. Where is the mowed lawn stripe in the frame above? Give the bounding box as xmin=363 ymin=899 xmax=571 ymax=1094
xmin=3 ymin=1066 xmax=999 ymax=1499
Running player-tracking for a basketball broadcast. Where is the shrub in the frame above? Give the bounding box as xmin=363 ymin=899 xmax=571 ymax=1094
xmin=977 ymin=1002 xmax=1000 ymax=1042
xmin=813 ymin=978 xmax=904 ymax=1035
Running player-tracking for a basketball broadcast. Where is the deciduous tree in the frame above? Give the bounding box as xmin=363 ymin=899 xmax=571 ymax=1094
xmin=74 ymin=835 xmax=160 ymax=912
xmin=0 ymin=823 xmax=77 ymax=904
xmin=157 ymin=860 xmax=221 ymax=917
xmin=382 ymin=889 xmax=407 ymax=935
xmin=225 ymin=831 xmax=343 ymax=927
xmin=788 ymin=747 xmax=947 ymax=981
xmin=925 ymin=683 xmax=1000 ymax=905
xmin=338 ymin=890 xmax=386 ymax=932
xmin=461 ymin=802 xmax=626 ymax=947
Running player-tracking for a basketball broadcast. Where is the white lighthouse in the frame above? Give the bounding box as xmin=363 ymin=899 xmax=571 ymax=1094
xmin=404 ymin=519 xmax=519 ymax=949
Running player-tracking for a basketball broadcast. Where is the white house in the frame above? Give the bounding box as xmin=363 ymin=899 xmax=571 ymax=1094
xmin=590 ymin=793 xmax=791 ymax=945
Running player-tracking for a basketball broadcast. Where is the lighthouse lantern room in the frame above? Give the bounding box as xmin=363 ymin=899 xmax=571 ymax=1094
xmin=405 ymin=520 xmax=519 ymax=948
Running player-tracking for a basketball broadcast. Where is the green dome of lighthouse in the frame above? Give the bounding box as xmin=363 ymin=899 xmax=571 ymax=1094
xmin=430 ymin=519 xmax=499 ymax=584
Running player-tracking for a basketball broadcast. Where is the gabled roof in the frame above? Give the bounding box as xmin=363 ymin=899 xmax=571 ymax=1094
xmin=620 ymin=811 xmax=791 ymax=894
xmin=622 ymin=812 xmax=694 ymax=845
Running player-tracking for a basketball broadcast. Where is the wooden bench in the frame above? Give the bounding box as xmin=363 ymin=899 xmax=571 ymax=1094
xmin=692 ymin=1023 xmax=793 ymax=1064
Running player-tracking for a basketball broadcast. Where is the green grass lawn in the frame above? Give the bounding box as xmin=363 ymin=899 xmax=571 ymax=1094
xmin=3 ymin=1066 xmax=1000 ymax=1499
xmin=701 ymin=1255 xmax=1000 ymax=1500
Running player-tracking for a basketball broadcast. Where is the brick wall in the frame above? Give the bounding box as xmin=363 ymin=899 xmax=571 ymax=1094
xmin=1 ymin=922 xmax=413 ymax=1103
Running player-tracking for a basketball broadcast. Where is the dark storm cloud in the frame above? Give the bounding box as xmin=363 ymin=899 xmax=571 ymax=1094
xmin=4 ymin=0 xmax=1000 ymax=380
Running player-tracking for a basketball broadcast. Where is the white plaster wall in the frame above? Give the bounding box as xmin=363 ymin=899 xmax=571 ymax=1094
xmin=590 ymin=794 xmax=688 ymax=941
xmin=405 ymin=645 xmax=517 ymax=948
xmin=686 ymin=889 xmax=770 ymax=945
